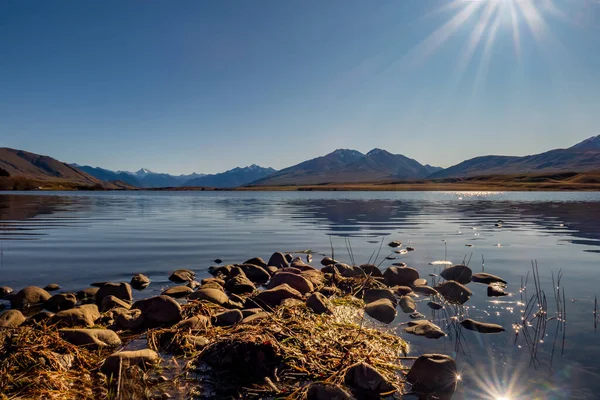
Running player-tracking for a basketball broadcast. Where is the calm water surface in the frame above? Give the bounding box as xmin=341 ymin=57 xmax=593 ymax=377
xmin=1 ymin=191 xmax=600 ymax=399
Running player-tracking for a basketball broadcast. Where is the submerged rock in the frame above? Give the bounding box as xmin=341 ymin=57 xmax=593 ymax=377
xmin=267 ymin=252 xmax=289 ymax=269
xmin=133 ymin=295 xmax=182 ymax=328
xmin=460 ymin=318 xmax=505 ymax=333
xmin=60 ymin=328 xmax=122 ymax=349
xmin=388 ymin=240 xmax=402 ymax=248
xmin=131 ymin=274 xmax=151 ymax=290
xmin=427 ymin=301 xmax=444 ymax=310
xmin=404 ymin=320 xmax=446 ymax=339
xmin=52 ymin=304 xmax=100 ymax=327
xmin=44 ymin=284 xmax=61 ymax=292
xmin=436 ymin=281 xmax=472 ymax=305
xmin=364 ymin=298 xmax=397 ymax=324
xmin=255 ymin=284 xmax=303 ymax=308
xmin=95 ymin=282 xmax=132 ymax=308
xmin=101 ymin=349 xmax=159 ymax=377
xmin=306 ymin=383 xmax=354 ymax=400
xmin=0 ymin=309 xmax=26 ymax=327
xmin=344 ymin=361 xmax=396 ymax=395
xmin=45 ymin=293 xmax=77 ymax=312
xmin=162 ymin=285 xmax=193 ymax=298
xmin=471 ymin=272 xmax=507 ymax=285
xmin=267 ymin=272 xmax=314 ymax=294
xmin=407 ymin=354 xmax=457 ymax=399
xmin=10 ymin=286 xmax=51 ymax=310
xmin=306 ymin=292 xmax=333 ymax=315
xmin=399 ymin=296 xmax=417 ymax=313
xmin=487 ymin=285 xmax=509 ymax=297
xmin=383 ymin=266 xmax=419 ymax=287
xmin=440 ymin=265 xmax=472 ymax=284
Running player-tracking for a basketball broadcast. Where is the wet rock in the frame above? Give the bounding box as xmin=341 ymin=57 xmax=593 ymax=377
xmin=10 ymin=286 xmax=51 ymax=310
xmin=224 ymin=275 xmax=256 ymax=295
xmin=487 ymin=285 xmax=508 ymax=297
xmin=405 ymin=320 xmax=446 ymax=339
xmin=255 ymin=284 xmax=303 ymax=308
xmin=320 ymin=257 xmax=337 ymax=266
xmin=471 ymin=273 xmax=507 ymax=285
xmin=244 ymin=257 xmax=268 ymax=268
xmin=214 ymin=309 xmax=243 ymax=326
xmin=364 ymin=298 xmax=397 ymax=324
xmin=306 ymin=383 xmax=354 ymax=400
xmin=383 ymin=267 xmax=419 ymax=287
xmin=95 ymin=282 xmax=132 ymax=308
xmin=363 ymin=288 xmax=397 ymax=305
xmin=131 ymin=274 xmax=151 ymax=290
xmin=407 ymin=354 xmax=457 ymax=399
xmin=460 ymin=318 xmax=505 ymax=333
xmin=44 ymin=284 xmax=61 ymax=292
xmin=399 ymin=296 xmax=417 ymax=313
xmin=52 ymin=304 xmax=101 ymax=327
xmin=436 ymin=281 xmax=472 ymax=305
xmin=406 ymin=247 xmax=415 ymax=251
xmin=0 ymin=309 xmax=26 ymax=327
xmin=267 ymin=252 xmax=289 ymax=269
xmin=175 ymin=315 xmax=210 ymax=331
xmin=113 ymin=307 xmax=145 ymax=330
xmin=133 ymin=295 xmax=182 ymax=327
xmin=101 ymin=295 xmax=131 ymax=312
xmin=427 ymin=301 xmax=443 ymax=310
xmin=162 ymin=285 xmax=193 ymax=298
xmin=0 ymin=286 xmax=13 ymax=299
xmin=169 ymin=269 xmax=195 ymax=283
xmin=60 ymin=328 xmax=122 ymax=349
xmin=188 ymin=288 xmax=229 ymax=305
xmin=344 ymin=361 xmax=396 ymax=395
xmin=393 ymin=286 xmax=413 ymax=296
xmin=76 ymin=287 xmax=98 ymax=304
xmin=413 ymin=285 xmax=438 ymax=296
xmin=101 ymin=349 xmax=159 ymax=378
xmin=440 ymin=265 xmax=472 ymax=284
xmin=267 ymin=272 xmax=314 ymax=294
xmin=388 ymin=240 xmax=402 ymax=248
xmin=239 ymin=264 xmax=271 ymax=283
xmin=45 ymin=293 xmax=77 ymax=312
xmin=187 ymin=280 xmax=201 ymax=289
xmin=306 ymin=292 xmax=333 ymax=315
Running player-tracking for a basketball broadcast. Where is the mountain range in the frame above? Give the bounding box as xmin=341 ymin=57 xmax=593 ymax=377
xmin=71 ymin=165 xmax=207 ymax=188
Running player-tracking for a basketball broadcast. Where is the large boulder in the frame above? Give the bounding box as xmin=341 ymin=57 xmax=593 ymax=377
xmin=101 ymin=349 xmax=159 ymax=377
xmin=440 ymin=265 xmax=472 ymax=284
xmin=101 ymin=295 xmax=131 ymax=312
xmin=344 ymin=362 xmax=396 ymax=395
xmin=267 ymin=272 xmax=314 ymax=294
xmin=132 ymin=295 xmax=182 ymax=327
xmin=306 ymin=383 xmax=354 ymax=400
xmin=95 ymin=283 xmax=132 ymax=308
xmin=244 ymin=257 xmax=268 ymax=268
xmin=383 ymin=267 xmax=419 ymax=287
xmin=0 ymin=310 xmax=26 ymax=327
xmin=60 ymin=328 xmax=122 ymax=349
xmin=239 ymin=264 xmax=271 ymax=283
xmin=52 ymin=304 xmax=100 ymax=327
xmin=267 ymin=252 xmax=289 ymax=269
xmin=404 ymin=320 xmax=446 ymax=339
xmin=255 ymin=284 xmax=303 ymax=308
xmin=162 ymin=285 xmax=193 ymax=298
xmin=460 ymin=318 xmax=505 ymax=333
xmin=407 ymin=354 xmax=457 ymax=399
xmin=363 ymin=288 xmax=397 ymax=305
xmin=306 ymin=292 xmax=333 ymax=315
xmin=10 ymin=286 xmax=51 ymax=310
xmin=45 ymin=293 xmax=77 ymax=312
xmin=224 ymin=275 xmax=256 ymax=295
xmin=436 ymin=281 xmax=472 ymax=305
xmin=364 ymin=299 xmax=397 ymax=324
xmin=188 ymin=288 xmax=229 ymax=306
xmin=130 ymin=274 xmax=151 ymax=290
xmin=471 ymin=273 xmax=507 ymax=285
xmin=169 ymin=269 xmax=195 ymax=283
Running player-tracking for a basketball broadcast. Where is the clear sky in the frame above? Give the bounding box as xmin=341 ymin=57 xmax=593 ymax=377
xmin=1 ymin=0 xmax=599 ymax=174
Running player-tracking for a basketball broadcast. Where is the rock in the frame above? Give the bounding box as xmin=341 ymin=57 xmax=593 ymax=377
xmin=241 ymin=312 xmax=270 ymax=324
xmin=471 ymin=272 xmax=507 ymax=285
xmin=383 ymin=267 xmax=419 ymax=287
xmin=60 ymin=328 xmax=122 ymax=349
xmin=341 ymin=266 xmax=364 ymax=278
xmin=0 ymin=310 xmax=26 ymax=327
xmin=407 ymin=354 xmax=457 ymax=399
xmin=95 ymin=282 xmax=132 ymax=308
xmin=404 ymin=320 xmax=446 ymax=339
xmin=306 ymin=383 xmax=354 ymax=400
xmin=406 ymin=246 xmax=415 ymax=251
xmin=460 ymin=318 xmax=505 ymax=333
xmin=393 ymin=286 xmax=413 ymax=296
xmin=392 ymin=262 xmax=407 ymax=267
xmin=306 ymin=292 xmax=333 ymax=315
xmin=0 ymin=286 xmax=13 ymax=299
xmin=101 ymin=295 xmax=131 ymax=312
xmin=267 ymin=252 xmax=289 ymax=269
xmin=239 ymin=264 xmax=271 ymax=283
xmin=267 ymin=272 xmax=314 ymax=294
xmin=113 ymin=307 xmax=145 ymax=330
xmin=201 ymin=281 xmax=225 ymax=291
xmin=344 ymin=361 xmax=396 ymax=395
xmin=255 ymin=284 xmax=303 ymax=308
xmin=76 ymin=287 xmax=98 ymax=304
xmin=319 ymin=286 xmax=341 ymax=297
xmin=487 ymin=285 xmax=508 ymax=297
xmin=244 ymin=257 xmax=268 ymax=268
xmin=185 ymin=335 xmax=210 ymax=349
xmin=174 ymin=315 xmax=210 ymax=331
xmin=214 ymin=258 xmax=222 ymax=264
xmin=388 ymin=240 xmax=402 ymax=248
xmin=440 ymin=265 xmax=472 ymax=284
xmin=45 ymin=293 xmax=77 ymax=312
xmin=320 ymin=257 xmax=337 ymax=266
xmin=52 ymin=304 xmax=100 ymax=327
xmin=132 ymin=295 xmax=182 ymax=327
xmin=91 ymin=282 xmax=108 ymax=287
xmin=241 ymin=308 xmax=263 ymax=318
xmin=208 ymin=265 xmax=233 ymax=278
xmin=359 ymin=264 xmax=383 ymax=277
xmin=26 ymin=310 xmax=54 ymax=324
xmin=285 ymin=253 xmax=294 ymax=263
xmin=290 ymin=258 xmax=313 ymax=270
xmin=399 ymin=296 xmax=416 ymax=313
xmin=214 ymin=309 xmax=243 ymax=326
xmin=131 ymin=274 xmax=151 ymax=290
xmin=281 ymin=267 xmax=302 ymax=275
xmin=10 ymin=286 xmax=51 ymax=309
xmin=364 ymin=299 xmax=397 ymax=324
xmin=427 ymin=301 xmax=443 ymax=310
xmin=363 ymin=288 xmax=397 ymax=305
xmin=436 ymin=281 xmax=472 ymax=305
xmin=188 ymin=288 xmax=230 ymax=305
xmin=266 ymin=266 xmax=278 ymax=275
xmin=413 ymin=285 xmax=438 ymax=296
xmin=300 ymin=269 xmax=324 ymax=287
xmin=410 ymin=312 xmax=425 ymax=319
xmin=44 ymin=284 xmax=61 ymax=292
xmin=169 ymin=269 xmax=195 ymax=283
xmin=224 ymin=275 xmax=256 ymax=295
xmin=187 ymin=280 xmax=201 ymax=289
xmin=101 ymin=349 xmax=159 ymax=377
xmin=412 ymin=278 xmax=428 ymax=287
xmin=162 ymin=286 xmax=193 ymax=298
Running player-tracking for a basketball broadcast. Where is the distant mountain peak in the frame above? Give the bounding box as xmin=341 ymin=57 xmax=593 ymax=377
xmin=570 ymin=135 xmax=600 ymax=151
xmin=135 ymin=168 xmax=153 ymax=176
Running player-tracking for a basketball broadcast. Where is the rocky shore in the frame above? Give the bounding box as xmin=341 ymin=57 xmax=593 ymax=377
xmin=0 ymin=249 xmax=507 ymax=399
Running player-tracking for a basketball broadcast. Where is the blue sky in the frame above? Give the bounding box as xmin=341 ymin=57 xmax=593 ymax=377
xmin=1 ymin=0 xmax=599 ymax=174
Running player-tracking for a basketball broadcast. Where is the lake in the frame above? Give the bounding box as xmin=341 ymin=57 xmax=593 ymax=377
xmin=1 ymin=190 xmax=600 ymax=399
